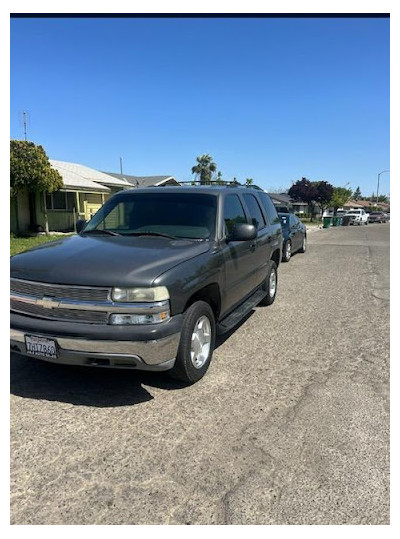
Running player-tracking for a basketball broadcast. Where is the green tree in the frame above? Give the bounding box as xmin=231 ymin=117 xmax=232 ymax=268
xmin=353 ymin=186 xmax=361 ymax=200
xmin=245 ymin=178 xmax=254 ymax=186
xmin=314 ymin=180 xmax=334 ymax=219
xmin=288 ymin=177 xmax=318 ymax=221
xmin=191 ymin=154 xmax=217 ymax=185
xmin=330 ymin=187 xmax=353 ymax=215
xmin=215 ymin=171 xmax=225 ymax=185
xmin=10 ymin=140 xmax=63 ymax=234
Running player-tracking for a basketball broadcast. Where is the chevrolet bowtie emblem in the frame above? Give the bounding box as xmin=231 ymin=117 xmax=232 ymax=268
xmin=36 ymin=296 xmax=60 ymax=309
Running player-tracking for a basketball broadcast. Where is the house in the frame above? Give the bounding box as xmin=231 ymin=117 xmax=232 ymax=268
xmin=103 ymin=172 xmax=180 ymax=188
xmin=11 ymin=160 xmax=130 ymax=235
xmin=267 ymin=193 xmax=309 ymax=214
xmin=10 ymin=161 xmax=180 ymax=235
xmin=342 ymin=200 xmax=364 ymax=210
xmin=349 ymin=199 xmax=390 ymax=212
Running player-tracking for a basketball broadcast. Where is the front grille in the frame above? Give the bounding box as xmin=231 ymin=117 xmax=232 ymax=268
xmin=10 ymin=299 xmax=109 ymax=324
xmin=10 ymin=278 xmax=111 ymax=302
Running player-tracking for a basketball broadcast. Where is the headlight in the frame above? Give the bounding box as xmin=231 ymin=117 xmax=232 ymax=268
xmin=112 ymin=286 xmax=169 ymax=302
xmin=109 ymin=310 xmax=170 ymax=325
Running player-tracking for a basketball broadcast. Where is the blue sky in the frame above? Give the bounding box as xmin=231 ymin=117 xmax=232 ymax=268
xmin=10 ymin=16 xmax=390 ymax=196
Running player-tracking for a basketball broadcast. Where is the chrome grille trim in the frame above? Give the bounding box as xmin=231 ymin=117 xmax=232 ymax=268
xmin=10 ymin=299 xmax=109 ymax=324
xmin=10 ymin=292 xmax=169 ymax=314
xmin=10 ymin=278 xmax=111 ymax=302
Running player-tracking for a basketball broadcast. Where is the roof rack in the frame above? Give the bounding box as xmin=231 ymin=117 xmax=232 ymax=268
xmin=178 ymin=180 xmax=263 ymax=190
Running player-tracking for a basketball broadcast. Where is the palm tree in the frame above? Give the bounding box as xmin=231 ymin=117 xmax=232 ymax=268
xmin=191 ymin=154 xmax=217 ymax=185
xmin=245 ymin=178 xmax=254 ymax=186
xmin=215 ymin=171 xmax=225 ymax=185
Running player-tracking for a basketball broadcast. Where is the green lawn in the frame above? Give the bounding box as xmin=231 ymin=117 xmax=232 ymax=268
xmin=10 ymin=234 xmax=73 ymax=256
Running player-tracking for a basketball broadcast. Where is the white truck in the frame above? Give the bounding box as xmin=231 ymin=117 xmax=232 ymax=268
xmin=345 ymin=208 xmax=369 ymax=225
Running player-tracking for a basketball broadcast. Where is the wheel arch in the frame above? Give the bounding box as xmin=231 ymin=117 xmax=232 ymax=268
xmin=271 ymin=248 xmax=281 ymax=268
xmin=183 ymin=283 xmax=221 ymax=321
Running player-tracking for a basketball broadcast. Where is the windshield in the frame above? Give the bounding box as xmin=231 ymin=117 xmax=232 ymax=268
xmin=347 ymin=210 xmax=361 ymax=214
xmin=83 ymin=192 xmax=218 ymax=240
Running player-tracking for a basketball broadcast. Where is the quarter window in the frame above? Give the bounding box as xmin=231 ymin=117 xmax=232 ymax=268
xmin=258 ymin=192 xmax=280 ymax=225
xmin=243 ymin=194 xmax=266 ymax=230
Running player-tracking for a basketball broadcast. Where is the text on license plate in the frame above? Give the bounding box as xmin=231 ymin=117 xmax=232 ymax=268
xmin=25 ymin=335 xmax=58 ymax=359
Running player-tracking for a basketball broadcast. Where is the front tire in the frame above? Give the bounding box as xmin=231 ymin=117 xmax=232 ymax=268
xmin=259 ymin=260 xmax=278 ymax=306
xmin=169 ymin=301 xmax=215 ymax=384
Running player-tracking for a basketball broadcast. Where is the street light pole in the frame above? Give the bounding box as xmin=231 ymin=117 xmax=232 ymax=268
xmin=376 ymin=170 xmax=389 ymax=206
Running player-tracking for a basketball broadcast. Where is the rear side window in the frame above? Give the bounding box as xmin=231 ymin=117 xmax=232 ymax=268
xmin=258 ymin=192 xmax=280 ymax=225
xmin=223 ymin=194 xmax=247 ymax=234
xmin=243 ymin=194 xmax=266 ymax=230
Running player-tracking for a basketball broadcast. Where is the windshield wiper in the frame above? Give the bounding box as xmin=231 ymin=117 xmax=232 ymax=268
xmin=81 ymin=229 xmax=120 ymax=236
xmin=122 ymin=231 xmax=178 ymax=240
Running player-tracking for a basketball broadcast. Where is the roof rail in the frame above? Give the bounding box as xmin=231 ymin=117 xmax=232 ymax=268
xmin=178 ymin=180 xmax=263 ymax=190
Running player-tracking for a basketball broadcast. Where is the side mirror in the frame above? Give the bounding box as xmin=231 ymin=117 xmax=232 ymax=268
xmin=228 ymin=223 xmax=257 ymax=242
xmin=76 ymin=219 xmax=87 ymax=233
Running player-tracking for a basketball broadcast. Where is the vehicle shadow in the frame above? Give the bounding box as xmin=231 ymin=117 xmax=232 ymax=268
xmin=10 ymin=353 xmax=186 ymax=408
xmin=10 ymin=311 xmax=254 ymax=408
xmin=215 ymin=310 xmax=254 ymax=348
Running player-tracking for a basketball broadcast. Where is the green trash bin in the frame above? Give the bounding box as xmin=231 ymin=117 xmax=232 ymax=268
xmin=323 ymin=216 xmax=333 ymax=228
xmin=332 ymin=216 xmax=342 ymax=227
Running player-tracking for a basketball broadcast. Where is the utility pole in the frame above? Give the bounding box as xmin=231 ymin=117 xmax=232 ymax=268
xmin=23 ymin=111 xmax=27 ymax=141
xmin=120 ymin=157 xmax=123 ymax=176
xmin=376 ymin=170 xmax=389 ymax=206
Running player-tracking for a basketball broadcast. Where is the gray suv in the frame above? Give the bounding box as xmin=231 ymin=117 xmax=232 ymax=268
xmin=10 ymin=186 xmax=282 ymax=384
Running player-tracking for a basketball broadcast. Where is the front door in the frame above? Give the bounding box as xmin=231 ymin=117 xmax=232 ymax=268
xmin=220 ymin=194 xmax=256 ymax=315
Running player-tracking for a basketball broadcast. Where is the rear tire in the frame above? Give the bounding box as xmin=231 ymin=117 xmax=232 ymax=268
xmin=259 ymin=260 xmax=278 ymax=306
xmin=299 ymin=235 xmax=307 ymax=253
xmin=169 ymin=301 xmax=215 ymax=384
xmin=282 ymin=240 xmax=292 ymax=262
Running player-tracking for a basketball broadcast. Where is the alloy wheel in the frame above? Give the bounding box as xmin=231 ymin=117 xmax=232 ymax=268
xmin=190 ymin=315 xmax=212 ymax=369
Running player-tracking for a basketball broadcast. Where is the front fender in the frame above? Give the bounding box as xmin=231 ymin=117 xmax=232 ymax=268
xmin=153 ymin=250 xmax=224 ymax=315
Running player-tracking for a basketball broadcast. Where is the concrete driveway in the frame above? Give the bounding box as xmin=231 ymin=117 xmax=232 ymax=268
xmin=10 ymin=223 xmax=390 ymax=524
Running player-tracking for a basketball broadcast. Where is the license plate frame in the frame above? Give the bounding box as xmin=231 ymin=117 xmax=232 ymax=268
xmin=25 ymin=334 xmax=58 ymax=360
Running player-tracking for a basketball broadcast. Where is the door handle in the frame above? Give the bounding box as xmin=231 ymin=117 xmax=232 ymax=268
xmin=250 ymin=242 xmax=256 ymax=251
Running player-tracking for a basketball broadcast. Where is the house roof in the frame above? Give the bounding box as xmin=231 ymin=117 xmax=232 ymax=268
xmin=351 ymin=199 xmax=390 ymax=209
xmin=343 ymin=200 xmax=366 ymax=208
xmin=51 ymin=160 xmax=131 ymax=189
xmin=267 ymin=193 xmax=292 ymax=204
xmin=103 ymin=172 xmax=180 ymax=187
xmin=267 ymin=193 xmax=307 ymax=206
xmin=50 ymin=160 xmax=111 ymax=193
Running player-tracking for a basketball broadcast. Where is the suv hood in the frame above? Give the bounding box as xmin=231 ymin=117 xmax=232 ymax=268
xmin=10 ymin=234 xmax=211 ymax=287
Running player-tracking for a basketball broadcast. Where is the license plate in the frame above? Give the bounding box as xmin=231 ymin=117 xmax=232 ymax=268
xmin=25 ymin=335 xmax=58 ymax=359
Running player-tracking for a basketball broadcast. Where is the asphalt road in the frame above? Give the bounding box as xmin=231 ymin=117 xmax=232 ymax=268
xmin=10 ymin=223 xmax=390 ymax=525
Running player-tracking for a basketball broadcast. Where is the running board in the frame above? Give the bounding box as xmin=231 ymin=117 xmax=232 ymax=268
xmin=217 ymin=287 xmax=267 ymax=335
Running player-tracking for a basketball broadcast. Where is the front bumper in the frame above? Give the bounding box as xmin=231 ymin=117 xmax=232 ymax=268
xmin=10 ymin=314 xmax=183 ymax=371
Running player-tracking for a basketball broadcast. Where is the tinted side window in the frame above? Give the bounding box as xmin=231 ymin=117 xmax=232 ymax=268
xmin=243 ymin=194 xmax=266 ymax=230
xmin=258 ymin=192 xmax=280 ymax=225
xmin=223 ymin=195 xmax=247 ymax=234
xmin=289 ymin=214 xmax=297 ymax=227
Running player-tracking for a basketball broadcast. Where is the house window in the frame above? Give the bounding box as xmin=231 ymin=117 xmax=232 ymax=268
xmin=46 ymin=191 xmax=76 ymax=210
